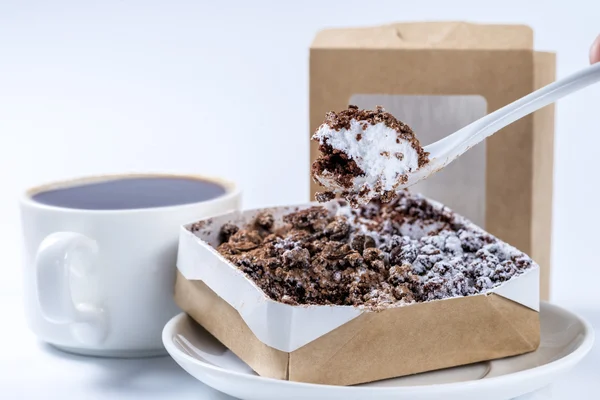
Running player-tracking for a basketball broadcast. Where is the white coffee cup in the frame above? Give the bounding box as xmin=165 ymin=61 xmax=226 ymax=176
xmin=20 ymin=173 xmax=241 ymax=357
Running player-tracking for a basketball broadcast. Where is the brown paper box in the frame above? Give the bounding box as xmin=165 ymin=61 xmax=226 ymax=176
xmin=174 ymin=201 xmax=540 ymax=386
xmin=175 ymin=273 xmax=539 ymax=386
xmin=309 ymin=22 xmax=555 ymax=301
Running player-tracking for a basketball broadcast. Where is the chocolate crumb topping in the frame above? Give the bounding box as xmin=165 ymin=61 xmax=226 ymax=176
xmin=214 ymin=191 xmax=534 ymax=309
xmin=311 ymin=143 xmax=365 ymax=189
xmin=315 ymin=191 xmax=336 ymax=203
xmin=190 ymin=220 xmax=208 ymax=232
xmin=254 ymin=211 xmax=274 ymax=230
xmin=219 ymin=222 xmax=239 ymax=243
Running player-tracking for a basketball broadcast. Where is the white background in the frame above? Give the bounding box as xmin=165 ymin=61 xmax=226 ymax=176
xmin=0 ymin=0 xmax=599 ymax=398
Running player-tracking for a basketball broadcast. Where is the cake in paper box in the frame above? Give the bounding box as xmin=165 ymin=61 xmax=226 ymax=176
xmin=174 ymin=191 xmax=540 ymax=386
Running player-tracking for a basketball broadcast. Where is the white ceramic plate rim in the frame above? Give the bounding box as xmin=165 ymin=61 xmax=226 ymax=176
xmin=162 ymin=302 xmax=595 ymax=395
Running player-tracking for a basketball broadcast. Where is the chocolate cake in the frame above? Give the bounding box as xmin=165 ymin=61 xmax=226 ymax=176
xmin=311 ymin=105 xmax=429 ymax=207
xmin=210 ymin=191 xmax=533 ymax=310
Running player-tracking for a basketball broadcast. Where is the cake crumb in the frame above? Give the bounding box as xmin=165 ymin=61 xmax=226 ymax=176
xmin=254 ymin=211 xmax=274 ymax=230
xmin=219 ymin=223 xmax=239 ymax=242
xmin=315 ymin=191 xmax=336 ymax=203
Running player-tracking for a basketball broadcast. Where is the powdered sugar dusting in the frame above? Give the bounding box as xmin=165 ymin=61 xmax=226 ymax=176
xmin=214 ymin=192 xmax=535 ymax=310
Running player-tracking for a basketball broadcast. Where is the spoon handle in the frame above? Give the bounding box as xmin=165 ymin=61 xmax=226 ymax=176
xmin=425 ymin=63 xmax=600 ymax=163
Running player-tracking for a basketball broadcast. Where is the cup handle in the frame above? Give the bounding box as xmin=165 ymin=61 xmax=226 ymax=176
xmin=35 ymin=232 xmax=108 ymax=346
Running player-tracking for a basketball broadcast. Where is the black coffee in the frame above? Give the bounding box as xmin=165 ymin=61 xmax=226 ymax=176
xmin=32 ymin=176 xmax=228 ymax=210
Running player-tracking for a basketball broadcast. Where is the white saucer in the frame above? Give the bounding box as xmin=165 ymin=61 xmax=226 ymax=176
xmin=162 ymin=302 xmax=594 ymax=400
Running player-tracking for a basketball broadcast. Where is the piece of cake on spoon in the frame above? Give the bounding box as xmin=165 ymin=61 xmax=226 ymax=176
xmin=311 ymin=105 xmax=429 ymax=207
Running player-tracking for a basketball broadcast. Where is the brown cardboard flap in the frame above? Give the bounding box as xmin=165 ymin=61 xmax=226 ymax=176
xmin=487 ymin=294 xmax=541 ymax=350
xmin=174 ymin=272 xmax=289 ymax=380
xmin=175 ymin=272 xmax=539 ymax=386
xmin=290 ymin=293 xmax=539 ymax=385
xmin=312 ymin=22 xmax=533 ymax=50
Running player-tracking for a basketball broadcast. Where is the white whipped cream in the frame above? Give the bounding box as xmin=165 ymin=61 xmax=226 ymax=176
xmin=312 ymin=119 xmax=420 ymax=200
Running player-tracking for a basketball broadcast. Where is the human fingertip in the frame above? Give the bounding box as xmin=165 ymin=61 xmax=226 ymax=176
xmin=590 ymin=34 xmax=600 ymax=64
